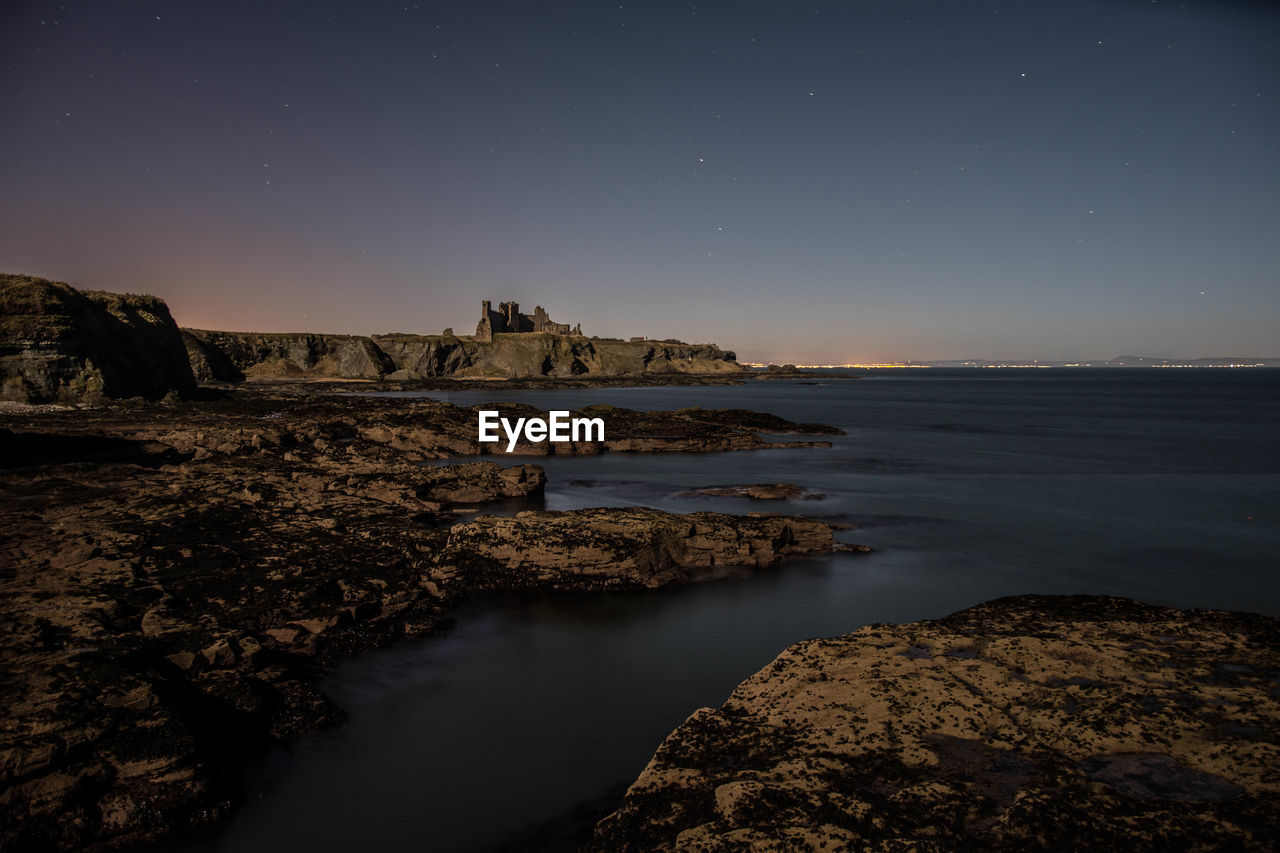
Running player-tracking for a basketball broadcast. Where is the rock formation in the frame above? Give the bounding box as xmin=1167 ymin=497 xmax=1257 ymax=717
xmin=677 ymin=483 xmax=818 ymax=500
xmin=591 ymin=595 xmax=1280 ymax=851
xmin=0 ymin=388 xmax=849 ymax=850
xmin=1 ymin=274 xmax=196 ymax=403
xmin=0 ymin=438 xmax=539 ymax=849
xmin=1 ymin=276 xmax=744 ymax=389
xmin=347 ymin=401 xmax=838 ymax=456
xmin=180 ymin=297 xmax=741 ymax=381
xmin=180 ymin=329 xmax=742 ymax=381
xmin=440 ymin=508 xmax=837 ymax=590
xmin=181 ymin=329 xmax=394 ymax=381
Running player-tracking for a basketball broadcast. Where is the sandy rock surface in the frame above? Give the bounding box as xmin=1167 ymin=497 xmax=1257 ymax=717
xmin=592 ymin=595 xmax=1280 ymax=852
xmin=443 ymin=508 xmax=838 ymax=590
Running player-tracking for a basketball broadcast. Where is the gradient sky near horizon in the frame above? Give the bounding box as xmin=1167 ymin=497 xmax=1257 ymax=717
xmin=2 ymin=1 xmax=1277 ymax=363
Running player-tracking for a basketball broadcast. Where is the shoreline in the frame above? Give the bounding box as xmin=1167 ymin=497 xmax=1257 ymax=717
xmin=3 ymin=376 xmax=1277 ymax=850
xmin=591 ymin=594 xmax=1280 ymax=851
xmin=0 ymin=387 xmax=850 ymax=850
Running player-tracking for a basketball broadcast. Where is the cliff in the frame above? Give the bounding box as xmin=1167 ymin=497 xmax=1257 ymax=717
xmin=183 ymin=329 xmax=743 ymax=380
xmin=0 ymin=275 xmax=742 ymax=393
xmin=182 ymin=329 xmax=393 ymax=381
xmin=0 ymin=274 xmax=196 ymax=403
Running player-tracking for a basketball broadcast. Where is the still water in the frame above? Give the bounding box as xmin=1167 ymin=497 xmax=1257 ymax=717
xmin=203 ymin=369 xmax=1280 ymax=852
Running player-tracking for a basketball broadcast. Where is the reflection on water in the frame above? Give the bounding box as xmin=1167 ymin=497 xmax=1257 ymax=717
xmin=203 ymin=370 xmax=1280 ymax=852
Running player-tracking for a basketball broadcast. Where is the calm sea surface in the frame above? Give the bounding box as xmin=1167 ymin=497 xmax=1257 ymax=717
xmin=198 ymin=369 xmax=1280 ymax=852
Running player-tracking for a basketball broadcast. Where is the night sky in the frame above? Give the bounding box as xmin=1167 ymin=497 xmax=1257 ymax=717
xmin=2 ymin=1 xmax=1277 ymax=363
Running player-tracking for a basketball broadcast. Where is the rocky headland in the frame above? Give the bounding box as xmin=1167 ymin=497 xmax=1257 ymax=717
xmin=183 ymin=328 xmax=745 ymax=382
xmin=751 ymin=364 xmax=862 ymax=381
xmin=0 ymin=388 xmax=852 ymax=850
xmin=1 ymin=275 xmax=196 ymax=404
xmin=591 ymin=595 xmax=1280 ymax=851
xmin=1 ymin=276 xmax=746 ymax=405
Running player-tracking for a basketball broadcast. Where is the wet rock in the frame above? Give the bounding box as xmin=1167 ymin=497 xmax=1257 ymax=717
xmin=677 ymin=483 xmax=818 ymax=500
xmin=442 ymin=508 xmax=845 ymax=590
xmin=0 ymin=417 xmax=544 ymax=848
xmin=0 ymin=387 xmax=846 ymax=850
xmin=671 ymin=407 xmax=845 ymax=435
xmin=591 ymin=595 xmax=1280 ymax=851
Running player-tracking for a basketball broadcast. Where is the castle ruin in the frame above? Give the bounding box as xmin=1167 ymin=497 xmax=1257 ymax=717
xmin=475 ymin=300 xmax=582 ymax=341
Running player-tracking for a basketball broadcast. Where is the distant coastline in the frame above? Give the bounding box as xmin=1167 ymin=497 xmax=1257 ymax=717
xmin=0 ymin=275 xmax=745 ymax=404
xmin=746 ymin=356 xmax=1280 ymax=369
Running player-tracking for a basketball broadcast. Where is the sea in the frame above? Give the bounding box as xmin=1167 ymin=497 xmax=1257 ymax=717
xmin=191 ymin=368 xmax=1280 ymax=852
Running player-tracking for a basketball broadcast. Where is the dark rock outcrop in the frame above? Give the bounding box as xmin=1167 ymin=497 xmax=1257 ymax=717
xmin=677 ymin=483 xmax=818 ymax=500
xmin=181 ymin=329 xmax=394 ymax=381
xmin=591 ymin=595 xmax=1280 ymax=852
xmin=671 ymin=407 xmax=845 ymax=435
xmin=1 ymin=274 xmax=196 ymax=403
xmin=440 ymin=508 xmax=839 ymax=590
xmin=181 ymin=330 xmax=246 ymax=382
xmin=371 ymin=332 xmax=477 ymax=377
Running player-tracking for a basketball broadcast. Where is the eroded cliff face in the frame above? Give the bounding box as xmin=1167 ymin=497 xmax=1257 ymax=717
xmin=436 ymin=334 xmax=743 ymax=379
xmin=370 ymin=332 xmax=479 ymax=378
xmin=183 ymin=329 xmax=743 ymax=380
xmin=0 ymin=275 xmax=742 ymax=390
xmin=1 ymin=275 xmax=196 ymax=403
xmin=181 ymin=329 xmax=394 ymax=381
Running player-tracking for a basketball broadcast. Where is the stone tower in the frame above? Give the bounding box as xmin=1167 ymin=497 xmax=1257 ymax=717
xmin=475 ymin=299 xmax=581 ymax=339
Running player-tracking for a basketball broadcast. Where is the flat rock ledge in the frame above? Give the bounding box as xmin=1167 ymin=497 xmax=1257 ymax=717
xmin=676 ymin=483 xmax=820 ymax=501
xmin=442 ymin=508 xmax=840 ymax=590
xmin=590 ymin=595 xmax=1280 ymax=852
